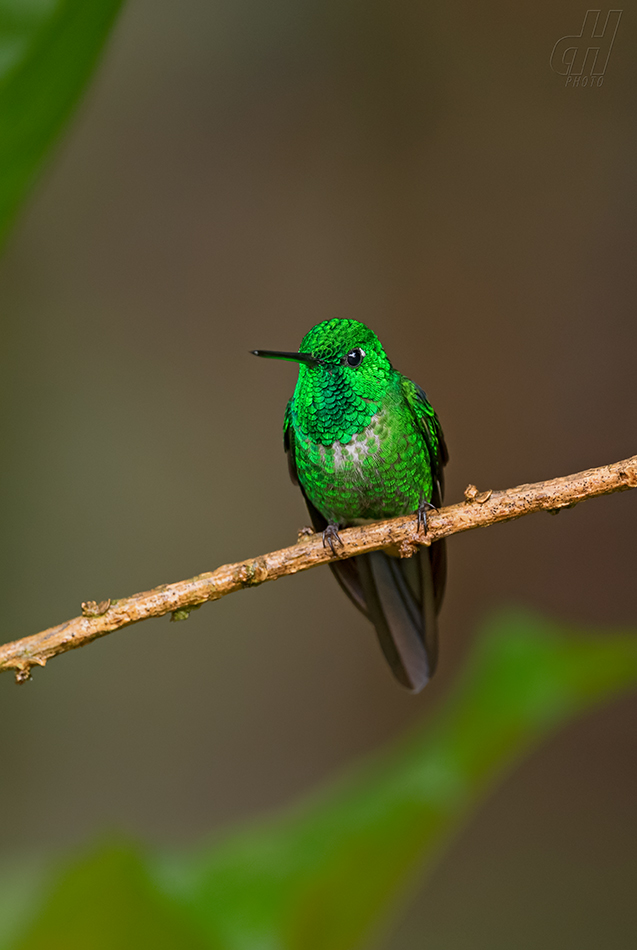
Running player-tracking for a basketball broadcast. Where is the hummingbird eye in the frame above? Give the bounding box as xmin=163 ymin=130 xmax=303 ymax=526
xmin=345 ymin=347 xmax=365 ymax=368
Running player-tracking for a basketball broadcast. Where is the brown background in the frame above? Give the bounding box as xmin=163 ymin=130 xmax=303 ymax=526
xmin=0 ymin=1 xmax=636 ymax=947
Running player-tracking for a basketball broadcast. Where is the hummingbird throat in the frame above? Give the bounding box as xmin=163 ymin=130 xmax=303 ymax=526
xmin=292 ymin=364 xmax=383 ymax=446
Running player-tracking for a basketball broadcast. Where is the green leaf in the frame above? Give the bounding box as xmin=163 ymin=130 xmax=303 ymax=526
xmin=0 ymin=0 xmax=124 ymax=247
xmin=10 ymin=842 xmax=212 ymax=950
xmin=162 ymin=610 xmax=637 ymax=950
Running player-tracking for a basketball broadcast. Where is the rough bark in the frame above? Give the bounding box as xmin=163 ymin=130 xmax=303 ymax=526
xmin=1 ymin=455 xmax=635 ymax=683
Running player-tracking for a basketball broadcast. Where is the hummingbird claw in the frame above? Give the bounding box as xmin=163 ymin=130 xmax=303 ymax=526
xmin=322 ymin=523 xmax=344 ymax=556
xmin=416 ymin=500 xmax=436 ymax=535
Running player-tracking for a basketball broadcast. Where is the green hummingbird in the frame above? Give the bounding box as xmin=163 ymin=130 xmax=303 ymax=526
xmin=252 ymin=318 xmax=448 ymax=692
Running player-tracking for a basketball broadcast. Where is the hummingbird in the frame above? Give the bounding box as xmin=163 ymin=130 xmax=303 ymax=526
xmin=252 ymin=318 xmax=448 ymax=692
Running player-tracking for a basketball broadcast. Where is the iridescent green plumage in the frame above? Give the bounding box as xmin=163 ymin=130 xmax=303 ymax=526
xmin=254 ymin=318 xmax=448 ymax=692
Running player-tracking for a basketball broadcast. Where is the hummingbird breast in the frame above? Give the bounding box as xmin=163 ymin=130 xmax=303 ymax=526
xmin=292 ymin=398 xmax=433 ymax=525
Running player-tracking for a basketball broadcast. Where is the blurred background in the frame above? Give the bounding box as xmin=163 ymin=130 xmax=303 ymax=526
xmin=0 ymin=0 xmax=636 ymax=946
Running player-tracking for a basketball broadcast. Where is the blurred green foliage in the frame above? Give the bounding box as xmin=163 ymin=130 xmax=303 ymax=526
xmin=0 ymin=0 xmax=124 ymax=246
xmin=5 ymin=610 xmax=637 ymax=950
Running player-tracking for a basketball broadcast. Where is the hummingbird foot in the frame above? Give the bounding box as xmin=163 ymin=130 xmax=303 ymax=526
xmin=322 ymin=523 xmax=344 ymax=556
xmin=416 ymin=500 xmax=436 ymax=535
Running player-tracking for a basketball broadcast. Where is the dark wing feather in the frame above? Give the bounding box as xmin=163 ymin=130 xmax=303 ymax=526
xmin=283 ymin=401 xmax=299 ymax=486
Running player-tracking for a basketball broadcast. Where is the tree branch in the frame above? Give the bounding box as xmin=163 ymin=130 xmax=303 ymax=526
xmin=2 ymin=455 xmax=636 ymax=683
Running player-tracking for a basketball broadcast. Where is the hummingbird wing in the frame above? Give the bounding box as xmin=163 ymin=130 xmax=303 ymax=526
xmin=400 ymin=378 xmax=448 ymax=506
xmin=399 ymin=377 xmax=448 ymax=612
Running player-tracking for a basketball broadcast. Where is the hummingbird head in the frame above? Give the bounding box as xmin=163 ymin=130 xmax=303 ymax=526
xmin=252 ymin=319 xmax=394 ymax=444
xmin=252 ymin=318 xmax=390 ymax=376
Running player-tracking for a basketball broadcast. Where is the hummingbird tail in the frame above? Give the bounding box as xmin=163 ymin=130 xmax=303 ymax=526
xmin=298 ymin=488 xmax=444 ymax=692
xmin=355 ymin=546 xmax=441 ymax=693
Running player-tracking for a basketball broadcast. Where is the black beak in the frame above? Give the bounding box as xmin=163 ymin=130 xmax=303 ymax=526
xmin=251 ymin=350 xmax=322 ymax=367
